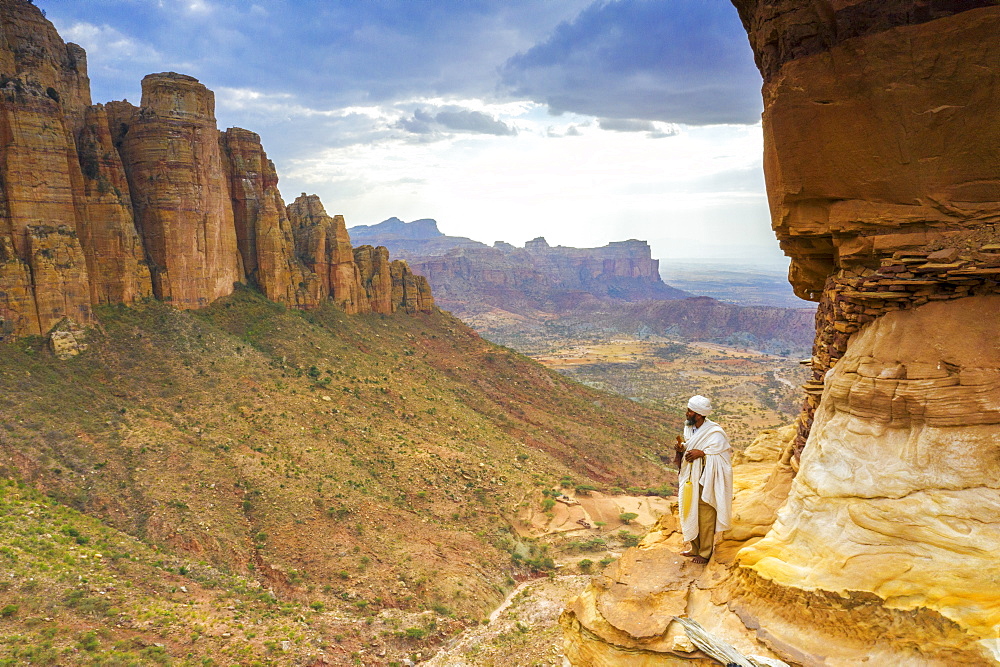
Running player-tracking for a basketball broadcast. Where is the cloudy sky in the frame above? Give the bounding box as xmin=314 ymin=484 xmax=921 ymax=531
xmin=39 ymin=0 xmax=784 ymax=267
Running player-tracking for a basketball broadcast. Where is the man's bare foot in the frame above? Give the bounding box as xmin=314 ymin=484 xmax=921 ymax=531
xmin=691 ymin=556 xmax=709 ymax=564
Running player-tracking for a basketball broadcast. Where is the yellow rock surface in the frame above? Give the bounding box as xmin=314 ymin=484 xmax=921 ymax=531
xmin=739 ymin=296 xmax=1000 ymax=661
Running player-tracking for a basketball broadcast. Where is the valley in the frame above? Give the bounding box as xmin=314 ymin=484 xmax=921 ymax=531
xmin=530 ymin=337 xmax=807 ymax=449
xmin=0 ymin=289 xmax=680 ymax=665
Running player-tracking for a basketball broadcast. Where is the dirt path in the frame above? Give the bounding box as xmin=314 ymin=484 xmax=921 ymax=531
xmin=423 ymin=575 xmax=590 ymax=667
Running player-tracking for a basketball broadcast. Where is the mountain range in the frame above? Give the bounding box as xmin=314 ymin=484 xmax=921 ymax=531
xmin=349 ymin=218 xmax=815 ymax=355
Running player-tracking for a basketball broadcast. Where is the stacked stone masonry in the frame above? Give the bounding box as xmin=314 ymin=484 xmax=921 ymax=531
xmin=0 ymin=0 xmax=433 ymax=343
xmin=793 ymin=236 xmax=1000 ymax=455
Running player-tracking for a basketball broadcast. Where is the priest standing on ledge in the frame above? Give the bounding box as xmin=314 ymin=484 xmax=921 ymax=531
xmin=674 ymin=395 xmax=733 ymax=564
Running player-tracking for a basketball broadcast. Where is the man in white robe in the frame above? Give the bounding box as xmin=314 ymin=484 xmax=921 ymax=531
xmin=674 ymin=395 xmax=733 ymax=563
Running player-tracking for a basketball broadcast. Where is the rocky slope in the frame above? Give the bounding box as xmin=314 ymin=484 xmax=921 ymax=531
xmin=563 ymin=2 xmax=1000 ymax=665
xmin=0 ymin=290 xmax=679 ymax=664
xmin=0 ymin=0 xmax=430 ymax=345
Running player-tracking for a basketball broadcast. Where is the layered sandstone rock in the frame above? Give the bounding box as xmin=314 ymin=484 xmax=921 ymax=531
xmin=288 ymin=197 xmax=434 ymax=315
xmin=733 ymin=0 xmax=1000 ymax=302
xmin=76 ymin=104 xmax=152 ymax=305
xmin=0 ymin=0 xmax=91 ymax=130
xmin=737 ymin=297 xmax=1000 ymax=663
xmin=565 ymin=3 xmax=1000 ymax=665
xmin=0 ymin=1 xmax=95 ymax=336
xmin=288 ymin=194 xmax=366 ymax=313
xmin=115 ymin=72 xmax=243 ymax=308
xmin=390 ymin=257 xmax=435 ymax=315
xmin=0 ymin=236 xmax=36 ymax=341
xmin=26 ymin=224 xmax=93 ymax=332
xmin=0 ymin=0 xmax=434 ymax=345
xmin=222 ymin=129 xmax=319 ymax=308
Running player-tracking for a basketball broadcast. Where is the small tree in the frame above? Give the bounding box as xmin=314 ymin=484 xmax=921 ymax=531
xmin=619 ymin=512 xmax=638 ymax=525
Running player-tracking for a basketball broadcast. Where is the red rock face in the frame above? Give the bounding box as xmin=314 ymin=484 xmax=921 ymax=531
xmin=732 ymin=1 xmax=1000 ymax=299
xmin=115 ymin=73 xmax=244 ymax=309
xmin=0 ymin=1 xmax=95 ymax=336
xmin=288 ymin=194 xmax=367 ymax=313
xmin=76 ymin=104 xmax=153 ymax=305
xmin=0 ymin=235 xmax=38 ymax=341
xmin=354 ymin=245 xmax=393 ymax=314
xmin=733 ymin=1 xmax=1000 ymax=452
xmin=0 ymin=0 xmax=91 ymax=130
xmin=26 ymin=224 xmax=93 ymax=331
xmin=0 ymin=0 xmax=434 ymax=342
xmin=221 ymin=129 xmax=319 ymax=308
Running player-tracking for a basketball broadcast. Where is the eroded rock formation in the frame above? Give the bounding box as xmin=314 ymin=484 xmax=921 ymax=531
xmin=222 ymin=129 xmax=320 ymax=309
xmin=0 ymin=0 xmax=432 ymax=342
xmin=351 ymin=220 xmax=686 ymax=306
xmin=563 ymin=2 xmax=1000 ymax=665
xmin=114 ymin=73 xmax=243 ymax=309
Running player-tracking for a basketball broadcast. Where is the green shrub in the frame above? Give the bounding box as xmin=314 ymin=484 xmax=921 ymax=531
xmin=78 ymin=630 xmax=99 ymax=651
xmin=618 ymin=530 xmax=640 ymax=547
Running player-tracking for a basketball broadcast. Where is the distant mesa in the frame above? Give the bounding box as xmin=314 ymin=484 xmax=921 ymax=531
xmin=349 ymin=218 xmax=814 ymax=354
xmin=349 ymin=217 xmax=486 ymax=256
xmin=349 ymin=218 xmax=686 ymax=303
xmin=349 ymin=216 xmax=445 ymax=240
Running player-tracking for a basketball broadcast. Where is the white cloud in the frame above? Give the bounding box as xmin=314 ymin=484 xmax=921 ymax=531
xmin=182 ymin=0 xmax=215 ymax=15
xmin=276 ymin=106 xmax=774 ymax=262
xmin=57 ymin=21 xmax=163 ymax=66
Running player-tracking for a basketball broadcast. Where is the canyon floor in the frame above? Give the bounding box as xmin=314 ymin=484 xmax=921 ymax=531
xmin=530 ymin=336 xmax=807 ymax=449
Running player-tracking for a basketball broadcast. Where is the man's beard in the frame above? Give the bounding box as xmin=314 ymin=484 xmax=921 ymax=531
xmin=685 ymin=416 xmax=697 ymax=426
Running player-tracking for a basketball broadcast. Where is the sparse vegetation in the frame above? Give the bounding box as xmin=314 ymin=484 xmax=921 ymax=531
xmin=0 ymin=291 xmax=677 ymax=664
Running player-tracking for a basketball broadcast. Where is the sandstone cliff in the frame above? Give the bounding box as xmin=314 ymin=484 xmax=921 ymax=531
xmin=0 ymin=0 xmax=432 ymax=342
xmin=563 ymin=2 xmax=1000 ymax=665
xmin=288 ymin=195 xmax=434 ymax=315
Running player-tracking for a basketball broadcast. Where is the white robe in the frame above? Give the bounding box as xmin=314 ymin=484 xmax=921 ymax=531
xmin=677 ymin=419 xmax=733 ymax=543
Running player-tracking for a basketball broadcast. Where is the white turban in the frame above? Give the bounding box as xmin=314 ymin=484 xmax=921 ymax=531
xmin=687 ymin=395 xmax=713 ymax=416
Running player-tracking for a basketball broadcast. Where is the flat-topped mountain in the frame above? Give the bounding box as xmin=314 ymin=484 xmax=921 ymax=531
xmin=350 ymin=216 xmax=448 ymax=241
xmin=350 ymin=218 xmax=680 ymax=298
xmin=351 ymin=218 xmax=814 ymax=354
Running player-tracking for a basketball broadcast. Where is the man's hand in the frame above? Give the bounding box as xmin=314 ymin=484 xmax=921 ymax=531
xmin=684 ymin=449 xmax=705 ymax=462
xmin=674 ymin=435 xmax=685 ymax=453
